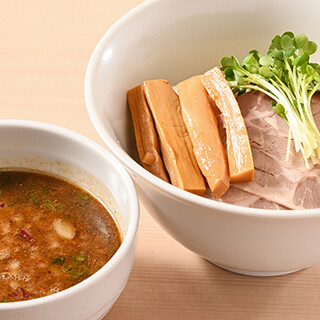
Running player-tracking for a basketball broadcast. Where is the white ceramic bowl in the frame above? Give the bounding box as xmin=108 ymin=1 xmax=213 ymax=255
xmin=0 ymin=120 xmax=139 ymax=319
xmin=85 ymin=0 xmax=320 ymax=276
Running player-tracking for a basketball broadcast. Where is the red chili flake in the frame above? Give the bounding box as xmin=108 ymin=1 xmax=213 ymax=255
xmin=20 ymin=288 xmax=28 ymax=298
xmin=11 ymin=288 xmax=28 ymax=299
xmin=0 ymin=203 xmax=6 ymax=209
xmin=20 ymin=229 xmax=33 ymax=240
xmin=11 ymin=290 xmax=18 ymax=297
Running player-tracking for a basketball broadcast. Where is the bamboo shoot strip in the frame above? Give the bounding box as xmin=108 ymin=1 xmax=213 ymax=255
xmin=201 ymin=67 xmax=254 ymax=183
xmin=127 ymin=85 xmax=169 ymax=182
xmin=143 ymin=79 xmax=206 ymax=194
xmin=178 ymin=76 xmax=230 ymax=198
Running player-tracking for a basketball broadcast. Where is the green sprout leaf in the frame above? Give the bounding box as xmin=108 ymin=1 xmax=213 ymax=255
xmin=271 ymin=101 xmax=287 ymax=120
xmin=306 ymin=41 xmax=317 ymax=55
xmin=241 ymin=53 xmax=260 ymax=70
xmin=271 ymin=35 xmax=282 ymax=50
xmin=220 ymin=31 xmax=320 ymax=167
xmin=259 ymin=66 xmax=274 ymax=78
xmin=282 ymin=31 xmax=295 ymax=39
xmin=284 ymin=47 xmax=295 ymax=58
xmin=306 ymin=65 xmax=316 ymax=76
xmin=259 ymin=56 xmax=273 ymax=66
xmin=275 ymin=50 xmax=284 ymax=61
xmin=224 ymin=67 xmax=235 ymax=81
xmin=221 ymin=56 xmax=234 ymax=69
xmin=281 ymin=35 xmax=294 ymax=48
xmin=295 ymin=33 xmax=308 ymax=50
xmin=249 ymin=49 xmax=262 ymax=60
xmin=293 ymin=51 xmax=310 ymax=66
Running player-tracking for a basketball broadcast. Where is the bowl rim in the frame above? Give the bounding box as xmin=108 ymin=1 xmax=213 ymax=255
xmin=84 ymin=0 xmax=320 ymax=219
xmin=0 ymin=119 xmax=139 ymax=309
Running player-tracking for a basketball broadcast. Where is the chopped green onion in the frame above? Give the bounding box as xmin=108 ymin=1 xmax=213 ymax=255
xmin=0 ymin=299 xmax=8 ymax=303
xmin=65 ymin=265 xmax=88 ymax=280
xmin=8 ymin=202 xmax=16 ymax=207
xmin=39 ymin=189 xmax=50 ymax=196
xmin=72 ymin=254 xmax=87 ymax=263
xmin=43 ymin=200 xmax=63 ymax=211
xmin=79 ymin=193 xmax=89 ymax=200
xmin=31 ymin=194 xmax=39 ymax=204
xmin=52 ymin=256 xmax=66 ymax=264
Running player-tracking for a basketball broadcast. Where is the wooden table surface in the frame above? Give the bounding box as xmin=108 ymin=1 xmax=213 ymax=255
xmin=1 ymin=1 xmax=320 ymax=319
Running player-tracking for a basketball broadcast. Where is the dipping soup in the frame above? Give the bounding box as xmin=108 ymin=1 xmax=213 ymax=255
xmin=0 ymin=170 xmax=121 ymax=302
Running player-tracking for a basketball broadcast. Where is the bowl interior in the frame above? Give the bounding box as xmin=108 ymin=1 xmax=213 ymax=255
xmin=86 ymin=0 xmax=320 ymax=169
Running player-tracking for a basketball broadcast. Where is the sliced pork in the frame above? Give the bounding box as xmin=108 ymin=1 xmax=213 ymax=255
xmin=227 ymin=91 xmax=320 ymax=210
xmin=220 ymin=187 xmax=288 ymax=210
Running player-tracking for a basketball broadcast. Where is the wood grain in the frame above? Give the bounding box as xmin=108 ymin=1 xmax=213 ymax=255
xmin=0 ymin=1 xmax=320 ymax=319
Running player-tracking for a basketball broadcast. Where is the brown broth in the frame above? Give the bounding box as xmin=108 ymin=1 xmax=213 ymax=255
xmin=0 ymin=170 xmax=121 ymax=302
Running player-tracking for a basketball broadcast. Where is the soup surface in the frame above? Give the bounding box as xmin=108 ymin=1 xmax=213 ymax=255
xmin=0 ymin=170 xmax=121 ymax=302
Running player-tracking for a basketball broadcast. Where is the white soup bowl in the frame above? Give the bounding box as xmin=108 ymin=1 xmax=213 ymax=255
xmin=85 ymin=0 xmax=320 ymax=276
xmin=0 ymin=120 xmax=139 ymax=319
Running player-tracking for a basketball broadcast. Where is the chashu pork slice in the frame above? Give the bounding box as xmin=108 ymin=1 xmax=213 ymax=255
xmin=233 ymin=91 xmax=320 ymax=210
xmin=127 ymin=85 xmax=169 ymax=182
xmin=143 ymin=79 xmax=206 ymax=195
xmin=177 ymin=75 xmax=230 ymax=198
xmin=201 ymin=67 xmax=254 ymax=183
xmin=219 ymin=187 xmax=289 ymax=210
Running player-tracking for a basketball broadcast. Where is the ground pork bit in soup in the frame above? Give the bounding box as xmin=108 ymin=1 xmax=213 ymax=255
xmin=0 ymin=170 xmax=121 ymax=302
